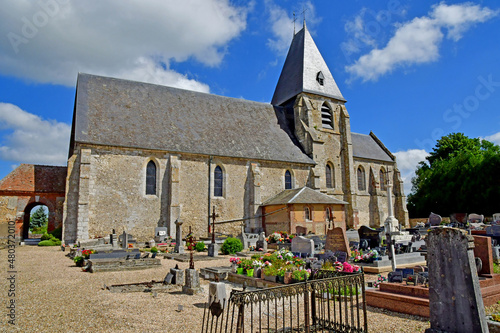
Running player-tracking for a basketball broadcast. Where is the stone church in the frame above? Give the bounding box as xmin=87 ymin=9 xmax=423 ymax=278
xmin=62 ymin=24 xmax=408 ymax=244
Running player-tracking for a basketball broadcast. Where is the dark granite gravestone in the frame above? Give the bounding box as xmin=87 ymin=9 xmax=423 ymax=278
xmin=395 ymin=268 xmax=414 ymax=278
xmin=357 ymin=226 xmax=381 ymax=249
xmin=388 ymin=270 xmax=403 ymax=283
xmin=325 ymin=228 xmax=351 ymax=257
xmin=334 ymin=251 xmax=347 ymax=263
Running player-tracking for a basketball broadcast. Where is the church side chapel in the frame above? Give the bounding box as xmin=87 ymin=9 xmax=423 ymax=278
xmin=62 ymin=23 xmax=408 ymax=244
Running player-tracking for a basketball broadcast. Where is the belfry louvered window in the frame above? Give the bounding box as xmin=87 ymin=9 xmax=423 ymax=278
xmin=146 ymin=161 xmax=157 ymax=195
xmin=321 ymin=103 xmax=333 ymax=129
xmin=214 ymin=166 xmax=223 ymax=197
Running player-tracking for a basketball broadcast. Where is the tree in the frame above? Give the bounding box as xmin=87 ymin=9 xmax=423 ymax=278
xmin=408 ymin=133 xmax=500 ymax=217
xmin=30 ymin=206 xmax=48 ymax=229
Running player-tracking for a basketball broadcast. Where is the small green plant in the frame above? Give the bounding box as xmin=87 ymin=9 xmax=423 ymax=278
xmin=195 ymin=242 xmax=206 ymax=252
xmin=150 ymin=246 xmax=158 ymax=253
xmin=220 ymin=237 xmax=243 ymax=255
xmin=492 ymin=314 xmax=500 ymax=322
xmin=292 ymin=269 xmax=310 ymax=281
xmin=73 ymin=256 xmax=84 ymax=266
xmin=263 ymin=265 xmax=279 ymax=276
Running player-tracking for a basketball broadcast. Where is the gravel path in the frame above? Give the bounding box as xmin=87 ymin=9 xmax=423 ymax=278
xmin=0 ymin=246 xmax=433 ymax=332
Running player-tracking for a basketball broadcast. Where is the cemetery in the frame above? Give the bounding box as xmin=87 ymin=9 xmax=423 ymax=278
xmin=27 ymin=208 xmax=496 ymax=332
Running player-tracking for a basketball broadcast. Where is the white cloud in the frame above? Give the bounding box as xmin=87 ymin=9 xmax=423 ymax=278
xmin=0 ymin=103 xmax=70 ymax=166
xmin=346 ymin=2 xmax=498 ymax=82
xmin=485 ymin=132 xmax=500 ymax=146
xmin=265 ymin=1 xmax=320 ymax=54
xmin=394 ymin=149 xmax=429 ymax=195
xmin=0 ymin=0 xmax=249 ymax=91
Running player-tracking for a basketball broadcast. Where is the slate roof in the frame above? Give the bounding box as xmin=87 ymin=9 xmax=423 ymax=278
xmin=351 ymin=132 xmax=394 ymax=162
xmin=271 ymin=24 xmax=345 ymax=106
xmin=71 ymin=73 xmax=315 ymax=165
xmin=262 ymin=187 xmax=348 ymax=206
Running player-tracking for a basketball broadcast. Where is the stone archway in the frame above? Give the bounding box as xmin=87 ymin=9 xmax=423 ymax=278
xmin=22 ymin=200 xmax=54 ymax=239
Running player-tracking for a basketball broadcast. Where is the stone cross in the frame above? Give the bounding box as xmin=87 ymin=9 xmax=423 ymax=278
xmin=174 ymin=219 xmax=184 ymax=254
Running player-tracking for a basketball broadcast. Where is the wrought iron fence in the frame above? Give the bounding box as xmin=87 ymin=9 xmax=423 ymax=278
xmin=201 ymin=270 xmax=367 ymax=333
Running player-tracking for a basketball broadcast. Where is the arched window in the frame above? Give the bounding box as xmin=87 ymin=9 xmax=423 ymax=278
xmin=325 ymin=164 xmax=334 ymax=188
xmin=321 ymin=103 xmax=333 ymax=129
xmin=304 ymin=206 xmax=311 ymax=220
xmin=146 ymin=160 xmax=157 ymax=195
xmin=285 ymin=170 xmax=292 ymax=189
xmin=357 ymin=166 xmax=366 ymax=191
xmin=214 ymin=166 xmax=223 ymax=197
xmin=325 ymin=207 xmax=332 ymax=221
xmin=380 ymin=168 xmax=387 ymax=191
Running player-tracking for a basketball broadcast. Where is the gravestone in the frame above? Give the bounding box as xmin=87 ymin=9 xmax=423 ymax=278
xmin=89 ymin=249 xmax=140 ymax=260
xmin=256 ymin=232 xmax=267 ymax=252
xmin=110 ymin=232 xmax=118 ymax=249
xmin=208 ymin=281 xmax=227 ymax=317
xmin=183 ymin=268 xmax=203 ymax=295
xmin=325 ymin=227 xmax=351 ymax=257
xmin=291 ymin=236 xmax=314 ymax=256
xmin=334 ymin=251 xmax=347 ymax=263
xmin=388 ymin=270 xmax=403 ymax=283
xmin=174 ymin=219 xmax=184 ymax=254
xmin=170 ymin=265 xmax=184 ymax=285
xmin=468 ymin=213 xmax=484 ymax=223
xmin=121 ymin=231 xmax=128 ymax=249
xmin=296 ymin=226 xmax=307 ymax=235
xmin=425 ymin=228 xmax=488 ymax=333
xmin=472 ymin=235 xmax=494 ymax=275
xmin=164 ymin=273 xmax=174 ymax=284
xmin=493 ymin=246 xmax=500 ymax=264
xmin=428 ymin=212 xmax=442 ymax=226
xmin=395 ymin=268 xmax=414 ymax=278
xmin=494 ymin=213 xmax=500 ymax=223
xmin=155 ymin=227 xmax=168 ymax=243
xmin=450 ymin=213 xmax=467 ymax=224
xmin=357 ymin=226 xmax=381 ymax=249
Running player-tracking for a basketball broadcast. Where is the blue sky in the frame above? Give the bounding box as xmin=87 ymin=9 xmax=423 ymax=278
xmin=1 ymin=0 xmax=499 ymax=195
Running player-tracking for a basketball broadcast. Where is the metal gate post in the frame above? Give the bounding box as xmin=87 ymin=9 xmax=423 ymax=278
xmin=304 ymin=281 xmax=310 ymax=333
xmin=236 ymin=302 xmax=245 ymax=333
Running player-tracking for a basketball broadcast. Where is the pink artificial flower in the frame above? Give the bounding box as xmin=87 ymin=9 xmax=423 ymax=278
xmin=342 ymin=262 xmax=353 ymax=273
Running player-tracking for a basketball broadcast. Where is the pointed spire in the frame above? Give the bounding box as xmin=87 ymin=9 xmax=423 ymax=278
xmin=271 ymin=25 xmax=345 ymax=106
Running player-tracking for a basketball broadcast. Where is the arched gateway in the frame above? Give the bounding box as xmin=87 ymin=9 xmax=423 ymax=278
xmin=0 ymin=164 xmax=66 ymax=242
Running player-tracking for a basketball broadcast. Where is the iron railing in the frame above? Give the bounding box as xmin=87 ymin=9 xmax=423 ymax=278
xmin=201 ymin=270 xmax=367 ymax=333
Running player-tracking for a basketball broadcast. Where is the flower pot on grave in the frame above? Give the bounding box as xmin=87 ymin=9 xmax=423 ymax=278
xmin=284 ymin=272 xmax=293 ymax=284
xmin=231 ymin=263 xmax=238 ymax=273
xmin=253 ymin=267 xmax=261 ymax=278
xmin=277 ymin=275 xmax=284 ymax=283
xmin=237 ymin=267 xmax=244 ymax=275
xmin=246 ymin=269 xmax=255 ymax=277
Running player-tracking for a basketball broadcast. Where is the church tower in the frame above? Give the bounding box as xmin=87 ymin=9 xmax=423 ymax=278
xmin=271 ymin=23 xmax=358 ymax=227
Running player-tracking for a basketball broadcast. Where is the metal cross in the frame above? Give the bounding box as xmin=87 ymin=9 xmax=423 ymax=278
xmin=301 ymin=6 xmax=308 ymax=23
xmin=210 ymin=206 xmax=219 ymax=244
xmin=292 ymin=11 xmax=297 ymax=34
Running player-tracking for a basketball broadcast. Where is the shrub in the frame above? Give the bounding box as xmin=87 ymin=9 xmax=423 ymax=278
xmin=221 ymin=237 xmax=243 ymax=255
xmin=195 ymin=242 xmax=206 ymax=252
xmin=38 ymin=239 xmax=59 ymax=246
xmin=49 ymin=227 xmax=62 ymax=240
xmin=150 ymin=246 xmax=158 ymax=253
xmin=41 ymin=233 xmax=51 ymax=241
